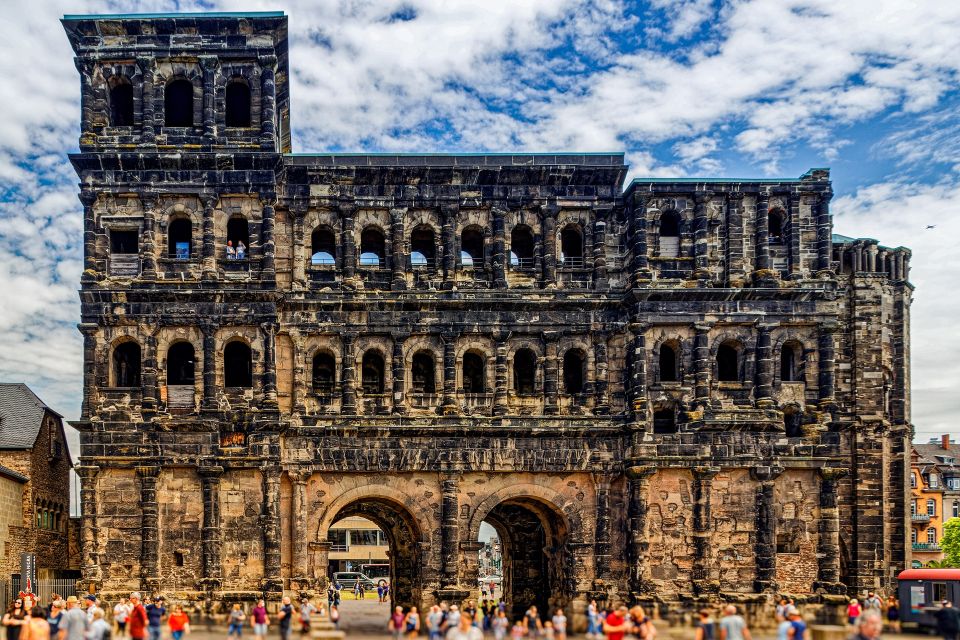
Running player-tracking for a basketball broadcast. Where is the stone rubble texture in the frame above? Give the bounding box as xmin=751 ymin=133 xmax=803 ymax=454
xmin=62 ymin=12 xmax=913 ymax=628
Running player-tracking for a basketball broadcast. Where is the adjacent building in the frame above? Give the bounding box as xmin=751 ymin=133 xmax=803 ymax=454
xmin=911 ymin=436 xmax=960 ymax=566
xmin=326 ymin=516 xmax=389 ymax=576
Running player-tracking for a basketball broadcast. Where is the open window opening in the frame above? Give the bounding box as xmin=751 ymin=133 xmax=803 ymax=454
xmin=659 ymin=343 xmax=679 ymax=382
xmin=226 ymin=217 xmax=250 ymax=259
xmin=560 ymin=224 xmax=584 ymax=267
xmin=780 ymin=341 xmax=803 ymax=382
xmin=223 ymin=341 xmax=253 ymax=388
xmin=168 ymin=217 xmax=192 ymax=260
xmin=410 ymin=225 xmax=436 ymax=268
xmin=164 ymin=79 xmax=194 ymax=127
xmin=769 ymin=210 xmax=784 ymax=244
xmin=166 ymin=342 xmax=196 ymax=386
xmin=225 ymin=79 xmax=251 ymax=128
xmin=659 ymin=210 xmax=681 ymax=258
xmin=716 ymin=342 xmax=742 ymax=382
xmin=510 ymin=225 xmax=534 ymax=269
xmin=312 ymin=351 xmax=336 ymax=395
xmin=463 ymin=351 xmax=485 ymax=393
xmin=513 ymin=348 xmax=536 ymax=396
xmin=112 ymin=341 xmax=141 ymax=388
xmin=653 ymin=406 xmax=677 ymax=434
xmin=311 ymin=226 xmax=337 ymax=266
xmin=460 ymin=226 xmax=484 ymax=267
xmin=411 ymin=351 xmax=436 ymax=394
xmin=562 ymin=349 xmax=586 ymax=394
xmin=360 ymin=227 xmax=386 ymax=268
xmin=109 ymin=78 xmax=134 ymax=127
xmin=361 ymin=351 xmax=385 ymax=394
xmin=784 ymin=407 xmax=803 ymax=438
xmin=110 ymin=229 xmax=138 ymax=255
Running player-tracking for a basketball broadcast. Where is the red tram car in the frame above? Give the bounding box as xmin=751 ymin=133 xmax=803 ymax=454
xmin=897 ymin=569 xmax=960 ymax=631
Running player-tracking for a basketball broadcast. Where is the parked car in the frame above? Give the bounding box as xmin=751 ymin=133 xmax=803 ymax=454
xmin=333 ymin=571 xmax=378 ymax=590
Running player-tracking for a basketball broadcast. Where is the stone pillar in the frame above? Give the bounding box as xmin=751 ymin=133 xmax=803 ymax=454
xmin=693 ymin=323 xmax=711 ymax=409
xmin=442 ymin=333 xmax=458 ymax=415
xmin=80 ymin=190 xmax=98 ymax=281
xmin=201 ymin=323 xmax=218 ymax=412
xmin=630 ymin=192 xmax=650 ymax=284
xmin=391 ymin=207 xmax=407 ymax=290
xmin=200 ymin=56 xmax=217 ymax=143
xmin=259 ymin=55 xmax=278 ymax=150
xmin=815 ymin=468 xmax=845 ymax=592
xmin=693 ymin=191 xmax=712 ymax=278
xmin=140 ymin=195 xmax=158 ymax=279
xmin=137 ymin=465 xmax=161 ymax=591
xmin=261 ymin=322 xmax=278 ymax=409
xmin=628 ymin=323 xmax=648 ymax=425
xmin=392 ymin=334 xmax=407 ymax=415
xmin=440 ymin=473 xmax=460 ymax=587
xmin=291 ymin=203 xmax=307 ymax=290
xmin=593 ymin=473 xmax=613 ymax=586
xmin=626 ymin=466 xmax=655 ymax=597
xmin=201 ymin=193 xmax=217 ymax=281
xmin=290 ymin=471 xmax=310 ymax=583
xmin=788 ymin=193 xmax=802 ymax=277
xmin=340 ymin=203 xmax=357 ymax=283
xmin=341 ymin=333 xmax=357 ymax=414
xmin=867 ymin=242 xmax=878 ymax=272
xmin=199 ymin=466 xmax=223 ymax=587
xmin=542 ymin=206 xmax=558 ymax=288
xmin=262 ymin=467 xmax=282 ymax=591
xmin=755 ymin=324 xmax=774 ymax=406
xmin=754 ymin=193 xmax=771 ymax=273
xmin=260 ymin=192 xmax=277 ymax=283
xmin=136 ymin=57 xmax=155 ymax=144
xmin=141 ymin=331 xmax=159 ymax=412
xmin=492 ymin=208 xmax=507 ymax=288
xmin=726 ymin=193 xmax=745 ymax=285
xmin=752 ymin=468 xmax=780 ymax=593
xmin=593 ymin=332 xmax=609 ymax=414
xmin=441 ymin=203 xmax=457 ymax=288
xmin=592 ymin=206 xmax=609 ymax=288
xmin=816 ymin=190 xmax=834 ymax=273
xmin=289 ymin=329 xmax=307 ymax=415
xmin=76 ymin=465 xmax=101 ymax=586
xmin=692 ymin=467 xmax=718 ymax=595
xmin=543 ymin=332 xmax=559 ymax=415
xmin=818 ymin=324 xmax=837 ymax=408
xmin=493 ymin=335 xmax=509 ymax=416
xmin=79 ymin=324 xmax=98 ymax=418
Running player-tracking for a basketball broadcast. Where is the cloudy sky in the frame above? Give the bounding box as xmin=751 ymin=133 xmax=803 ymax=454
xmin=1 ymin=0 xmax=958 ymax=448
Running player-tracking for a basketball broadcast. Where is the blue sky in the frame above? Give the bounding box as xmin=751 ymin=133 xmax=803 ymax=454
xmin=0 ymin=0 xmax=958 ymax=447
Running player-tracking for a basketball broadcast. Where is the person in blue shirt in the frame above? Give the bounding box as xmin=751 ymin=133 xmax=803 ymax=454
xmin=145 ymin=596 xmax=166 ymax=640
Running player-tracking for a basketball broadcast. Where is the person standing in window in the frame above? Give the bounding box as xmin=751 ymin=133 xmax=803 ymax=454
xmin=236 ymin=241 xmax=246 ymax=259
xmin=226 ymin=241 xmax=236 ymax=260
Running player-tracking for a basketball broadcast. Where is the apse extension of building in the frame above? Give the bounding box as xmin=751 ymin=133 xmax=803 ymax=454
xmin=63 ymin=12 xmax=912 ymax=626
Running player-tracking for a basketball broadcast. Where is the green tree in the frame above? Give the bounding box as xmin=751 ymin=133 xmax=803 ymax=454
xmin=942 ymin=517 xmax=960 ymax=567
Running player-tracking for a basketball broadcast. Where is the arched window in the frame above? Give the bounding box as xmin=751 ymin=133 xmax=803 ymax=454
xmin=227 ymin=217 xmax=250 ymax=258
xmin=510 ymin=225 xmax=534 ymax=269
xmin=463 ymin=351 xmax=485 ymax=393
xmin=460 ymin=227 xmax=484 ymax=266
xmin=659 ymin=211 xmax=681 ymax=258
xmin=927 ymin=527 xmax=937 ymax=544
xmin=769 ymin=210 xmax=784 ymax=244
xmin=716 ymin=342 xmax=741 ymax=382
xmin=513 ymin=348 xmax=536 ymax=395
xmin=166 ymin=342 xmax=196 ymax=386
xmin=411 ymin=351 xmax=436 ymax=394
xmin=224 ymin=341 xmax=253 ymax=388
xmin=168 ymin=217 xmax=192 ymax=259
xmin=780 ymin=341 xmax=803 ymax=382
xmin=361 ymin=351 xmax=385 ymax=394
xmin=653 ymin=407 xmax=677 ymax=434
xmin=164 ymin=79 xmax=194 ymax=127
xmin=927 ymin=499 xmax=937 ymax=516
xmin=109 ymin=79 xmax=134 ymax=127
xmin=360 ymin=227 xmax=386 ymax=268
xmin=659 ymin=343 xmax=678 ymax=382
xmin=784 ymin=408 xmax=803 ymax=438
xmin=410 ymin=225 xmax=436 ymax=268
xmin=312 ymin=351 xmax=336 ymax=394
xmin=112 ymin=341 xmax=141 ymax=387
xmin=311 ymin=226 xmax=337 ymax=265
xmin=560 ymin=224 xmax=584 ymax=267
xmin=562 ymin=349 xmax=586 ymax=394
xmin=225 ymin=79 xmax=251 ymax=128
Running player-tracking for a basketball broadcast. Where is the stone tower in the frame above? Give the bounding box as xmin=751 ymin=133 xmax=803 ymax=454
xmin=64 ymin=11 xmax=911 ymax=625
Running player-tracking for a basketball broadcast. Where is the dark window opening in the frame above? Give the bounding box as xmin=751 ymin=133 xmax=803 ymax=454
xmin=164 ymin=79 xmax=194 ymax=127
xmin=716 ymin=343 xmax=741 ymax=382
xmin=174 ymin=551 xmax=185 ymax=567
xmin=560 ymin=225 xmax=584 ymax=267
xmin=513 ymin=348 xmax=536 ymax=395
xmin=410 ymin=225 xmax=436 ymax=268
xmin=784 ymin=410 xmax=803 ymax=438
xmin=168 ymin=218 xmax=192 ymax=259
xmin=225 ymin=80 xmax=251 ymax=128
xmin=412 ymin=351 xmax=436 ymax=393
xmin=110 ymin=81 xmax=134 ymax=127
xmin=769 ymin=210 xmax=784 ymax=243
xmin=463 ymin=352 xmax=485 ymax=392
xmin=780 ymin=343 xmax=803 ymax=382
xmin=776 ymin=533 xmax=799 ymax=554
xmin=563 ymin=349 xmax=585 ymax=394
xmin=110 ymin=229 xmax=138 ymax=254
xmin=227 ymin=217 xmax=250 ymax=259
xmin=360 ymin=227 xmax=386 ymax=268
xmin=659 ymin=344 xmax=678 ymax=382
xmin=653 ymin=407 xmax=677 ymax=434
xmin=510 ymin=225 xmax=534 ymax=268
xmin=461 ymin=227 xmax=484 ymax=266
xmin=167 ymin=342 xmax=195 ymax=386
xmin=361 ymin=351 xmax=385 ymax=394
xmin=224 ymin=341 xmax=253 ymax=388
xmin=312 ymin=352 xmax=336 ymax=394
xmin=659 ymin=211 xmax=681 ymax=258
xmin=311 ymin=226 xmax=337 ymax=265
xmin=113 ymin=342 xmax=141 ymax=387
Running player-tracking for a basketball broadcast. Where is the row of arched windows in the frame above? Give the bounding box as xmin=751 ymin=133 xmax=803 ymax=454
xmin=36 ymin=500 xmax=66 ymax=532
xmin=108 ymin=76 xmax=252 ymax=128
xmin=112 ymin=340 xmax=253 ymax=388
xmin=656 ymin=340 xmax=805 ymax=383
xmin=656 ymin=209 xmax=786 ymax=258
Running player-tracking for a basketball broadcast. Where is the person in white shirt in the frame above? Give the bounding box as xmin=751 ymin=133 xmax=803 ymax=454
xmin=446 ymin=612 xmax=482 ymax=640
xmin=114 ymin=598 xmax=133 ymax=639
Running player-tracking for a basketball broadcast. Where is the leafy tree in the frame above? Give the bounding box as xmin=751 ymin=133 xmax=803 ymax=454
xmin=942 ymin=517 xmax=960 ymax=567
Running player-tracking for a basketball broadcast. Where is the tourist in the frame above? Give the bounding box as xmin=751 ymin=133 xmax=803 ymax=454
xmin=114 ymin=598 xmax=132 ymax=639
xmin=329 ymin=606 xmax=339 ymax=631
xmin=5 ymin=599 xmax=28 ymax=640
xmin=60 ymin=598 xmax=86 ymax=640
xmin=847 ymin=600 xmax=862 ymax=626
xmin=390 ymin=607 xmax=407 ymax=640
xmin=359 ymin=583 xmax=366 ymax=600
xmin=543 ymin=621 xmax=554 ymax=640
xmin=464 ymin=603 xmax=477 ymax=626
xmin=602 ymin=605 xmax=629 ymax=640
xmin=299 ymin=598 xmax=316 ymax=636
xmin=863 ymin=594 xmax=883 ymax=613
xmin=327 ymin=586 xmax=336 ymax=611
xmin=127 ymin=594 xmax=147 ymax=640
xmin=250 ymin=599 xmax=269 ymax=640
xmin=88 ymin=610 xmax=110 ymax=640
xmin=628 ymin=606 xmax=655 ymax=640
xmin=84 ymin=598 xmax=102 ymax=627
xmin=850 ymin=610 xmax=883 ymax=640
xmin=47 ymin=600 xmax=64 ymax=640
xmin=377 ymin=585 xmax=386 ymax=604
xmin=719 ymin=605 xmax=751 ymax=640
xmin=696 ymin=609 xmax=716 ymax=640
xmin=934 ymin=601 xmax=960 ymax=640
xmin=776 ymin=600 xmax=789 ymax=623
xmin=145 ymin=597 xmax=165 ymax=640
xmin=492 ymin=611 xmax=509 ymax=640
xmin=227 ymin=604 xmax=245 ymax=640
xmin=277 ymin=597 xmax=294 ymax=640
xmin=21 ymin=606 xmax=50 ymax=640
xmin=444 ymin=606 xmax=461 ymax=632
xmin=445 ymin=612 xmax=481 ymax=640
xmin=786 ymin=607 xmax=808 ymax=640
xmin=587 ymin=601 xmax=600 ymax=640
xmin=226 ymin=241 xmax=236 ymax=259
xmin=523 ymin=606 xmax=543 ymax=639
xmin=404 ymin=607 xmax=421 ymax=639
xmin=353 ymin=583 xmax=361 ymax=601
xmin=511 ymin=621 xmax=524 ymax=640
xmin=168 ymin=605 xmax=189 ymax=640
xmin=552 ymin=609 xmax=567 ymax=640
xmin=885 ymin=596 xmax=899 ymax=633
xmin=236 ymin=241 xmax=247 ymax=260
xmin=427 ymin=606 xmax=444 ymax=640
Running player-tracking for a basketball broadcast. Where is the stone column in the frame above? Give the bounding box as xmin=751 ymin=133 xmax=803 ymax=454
xmin=201 ymin=193 xmax=217 ymax=281
xmin=138 ymin=465 xmax=161 ymax=591
xmin=260 ymin=192 xmax=277 ymax=282
xmin=788 ymin=193 xmax=802 ymax=277
xmin=341 ymin=333 xmax=357 ymax=414
xmin=200 ymin=56 xmax=218 ymax=143
xmin=80 ymin=190 xmax=98 ymax=281
xmin=755 ymin=324 xmax=774 ymax=407
xmin=341 ymin=203 xmax=357 ymax=283
xmin=442 ymin=333 xmax=458 ymax=415
xmin=816 ymin=190 xmax=834 ymax=273
xmin=201 ymin=323 xmax=218 ymax=412
xmin=391 ymin=207 xmax=407 ymax=290
xmin=441 ymin=203 xmax=457 ymax=288
xmin=440 ymin=473 xmax=460 ymax=587
xmin=592 ymin=206 xmax=609 ymax=288
xmin=76 ymin=465 xmax=101 ymax=585
xmin=392 ymin=334 xmax=407 ymax=415
xmin=818 ymin=324 xmax=837 ymax=409
xmin=692 ymin=467 xmax=718 ymax=595
xmin=542 ymin=205 xmax=558 ymax=288
xmin=493 ymin=335 xmax=509 ymax=416
xmin=79 ymin=324 xmax=98 ymax=418
xmin=593 ymin=332 xmax=609 ymax=414
xmin=693 ymin=323 xmax=711 ymax=409
xmin=140 ymin=195 xmax=158 ymax=279
xmin=141 ymin=331 xmax=159 ymax=412
xmin=815 ymin=468 xmax=845 ymax=592
xmin=136 ymin=57 xmax=155 ymax=144
xmin=626 ymin=466 xmax=655 ymax=597
xmin=289 ymin=329 xmax=307 ymax=415
xmin=492 ymin=208 xmax=507 ymax=288
xmin=593 ymin=473 xmax=613 ymax=585
xmin=754 ymin=193 xmax=771 ymax=273
xmin=291 ymin=203 xmax=307 ymax=290
xmin=752 ymin=468 xmax=780 ymax=593
xmin=259 ymin=55 xmax=278 ymax=150
xmin=199 ymin=466 xmax=223 ymax=587
xmin=261 ymin=322 xmax=278 ymax=409
xmin=290 ymin=471 xmax=310 ymax=583
xmin=543 ymin=332 xmax=559 ymax=415
xmin=630 ymin=192 xmax=650 ymax=284
xmin=725 ymin=193 xmax=745 ymax=285
xmin=693 ymin=191 xmax=712 ymax=278
xmin=262 ymin=466 xmax=282 ymax=591
xmin=628 ymin=323 xmax=648 ymax=425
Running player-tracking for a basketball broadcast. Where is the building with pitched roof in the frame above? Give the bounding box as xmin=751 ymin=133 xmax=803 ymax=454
xmin=911 ymin=435 xmax=960 ymax=566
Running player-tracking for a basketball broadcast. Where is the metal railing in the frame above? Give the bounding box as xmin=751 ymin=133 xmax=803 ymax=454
xmin=510 ymin=257 xmax=535 ymax=270
xmin=913 ymin=542 xmax=942 ymax=551
xmin=911 ymin=513 xmax=932 ymax=522
xmin=560 ymin=256 xmax=586 ymax=268
xmin=1 ymin=578 xmax=80 ymax=611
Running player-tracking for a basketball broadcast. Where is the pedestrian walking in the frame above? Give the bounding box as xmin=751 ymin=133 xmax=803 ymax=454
xmin=445 ymin=613 xmax=482 ymax=640
xmin=523 ymin=607 xmax=543 ymax=639
xmin=849 ymin=610 xmax=882 ymax=640
xmin=377 ymin=585 xmax=385 ymax=604
xmin=404 ymin=607 xmax=421 ymax=639
xmin=511 ymin=622 xmax=524 ymax=640
xmin=719 ymin=605 xmax=752 ymax=640
xmin=46 ymin=599 xmax=64 ymax=640
xmin=227 ymin=604 xmax=245 ymax=640
xmin=935 ymin=601 xmax=960 ymax=640
xmin=427 ymin=606 xmax=444 ymax=640
xmin=863 ymin=594 xmax=883 ymax=613
xmin=21 ymin=606 xmax=51 ymax=640
xmin=298 ymin=598 xmax=316 ymax=636
xmin=168 ymin=605 xmax=190 ymax=640
xmin=326 ymin=586 xmax=335 ymax=611
xmin=250 ymin=599 xmax=269 ymax=640
xmin=86 ymin=610 xmax=109 ymax=640
xmin=390 ymin=607 xmax=406 ymax=640
xmin=602 ymin=605 xmax=629 ymax=640
xmin=5 ymin=599 xmax=28 ymax=640
xmin=628 ymin=606 xmax=655 ymax=640
xmin=492 ymin=611 xmax=509 ymax=640
xmin=127 ymin=594 xmax=147 ymax=640
xmin=551 ymin=609 xmax=566 ymax=640
xmin=145 ymin=597 xmax=165 ymax=640
xmin=885 ymin=596 xmax=899 ymax=633
xmin=277 ymin=597 xmax=294 ymax=640
xmin=847 ymin=600 xmax=862 ymax=627
xmin=84 ymin=598 xmax=102 ymax=627
xmin=329 ymin=607 xmax=339 ymax=631
xmin=444 ymin=607 xmax=460 ymax=633
xmin=786 ymin=607 xmax=808 ymax=640
xmin=60 ymin=597 xmax=86 ymax=640
xmin=587 ymin=601 xmax=600 ymax=640
xmin=114 ymin=598 xmax=132 ymax=639
xmin=696 ymin=609 xmax=716 ymax=640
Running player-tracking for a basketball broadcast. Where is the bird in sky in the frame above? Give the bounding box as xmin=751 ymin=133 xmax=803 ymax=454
xmin=926 ymin=225 xmax=936 ymax=229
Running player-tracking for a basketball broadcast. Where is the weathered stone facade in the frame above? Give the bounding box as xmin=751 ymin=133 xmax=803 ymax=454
xmin=64 ymin=12 xmax=912 ymax=626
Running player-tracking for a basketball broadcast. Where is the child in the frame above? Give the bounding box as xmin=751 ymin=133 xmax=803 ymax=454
xmin=544 ymin=621 xmax=555 ymax=640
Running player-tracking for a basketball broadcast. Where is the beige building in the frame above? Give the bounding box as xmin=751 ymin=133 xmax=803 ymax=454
xmin=327 ymin=516 xmax=388 ymax=577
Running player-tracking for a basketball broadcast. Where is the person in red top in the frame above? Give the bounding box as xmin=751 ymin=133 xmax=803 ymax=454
xmin=603 ymin=606 xmax=629 ymax=640
xmin=168 ymin=605 xmax=190 ymax=640
xmin=128 ymin=593 xmax=148 ymax=640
